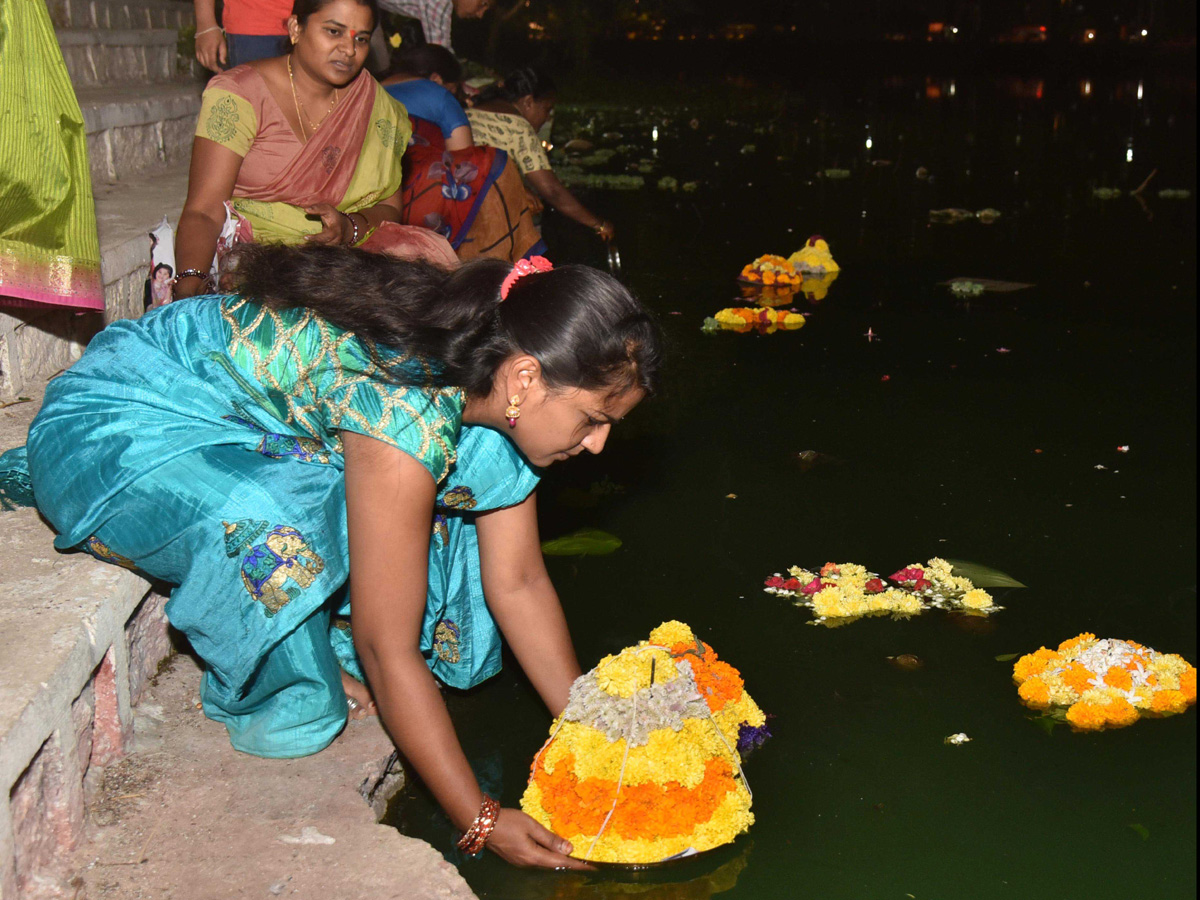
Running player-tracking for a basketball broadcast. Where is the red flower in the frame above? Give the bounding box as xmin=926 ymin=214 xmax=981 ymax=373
xmin=764 ymin=575 xmax=785 ymax=589
xmin=820 ymin=562 xmax=840 ymax=577
xmin=782 ymin=578 xmax=802 ymax=591
xmin=889 ymin=567 xmax=925 ymax=584
xmin=800 ymin=579 xmax=825 ymax=595
xmin=864 ymin=578 xmax=885 ymax=594
xmin=912 ymin=577 xmax=932 ymax=592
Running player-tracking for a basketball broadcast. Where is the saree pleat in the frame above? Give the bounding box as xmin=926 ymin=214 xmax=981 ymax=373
xmin=0 ymin=0 xmax=103 ymax=309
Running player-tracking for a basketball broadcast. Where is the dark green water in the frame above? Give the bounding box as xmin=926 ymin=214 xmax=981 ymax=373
xmin=390 ymin=69 xmax=1197 ymax=899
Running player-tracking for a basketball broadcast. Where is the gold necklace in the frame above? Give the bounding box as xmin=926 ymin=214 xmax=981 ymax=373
xmin=286 ymin=55 xmax=339 ymax=142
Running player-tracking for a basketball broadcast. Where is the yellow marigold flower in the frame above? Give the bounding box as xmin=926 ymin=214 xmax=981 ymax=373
xmin=1066 ymin=701 xmax=1107 ymax=730
xmin=960 ymin=589 xmax=994 ymax=610
xmin=896 ymin=593 xmax=924 ymax=616
xmin=594 ymin=646 xmax=677 ymax=697
xmin=1018 ymin=677 xmax=1051 ymax=709
xmin=1033 ymin=647 xmax=1062 ymax=663
xmin=649 ymin=620 xmax=696 ymax=647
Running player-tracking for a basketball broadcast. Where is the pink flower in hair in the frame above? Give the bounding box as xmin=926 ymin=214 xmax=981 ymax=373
xmin=500 ymin=256 xmax=554 ymax=300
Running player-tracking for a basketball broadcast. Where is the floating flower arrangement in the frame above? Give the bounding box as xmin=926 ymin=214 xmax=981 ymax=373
xmin=763 ymin=558 xmax=998 ymax=627
xmin=705 ymin=307 xmax=805 ymax=335
xmin=1012 ymin=634 xmax=1196 ymax=731
xmin=738 ymin=255 xmax=802 ymax=287
xmin=788 ymin=236 xmax=839 ymax=275
xmin=520 ymin=621 xmax=767 ymax=864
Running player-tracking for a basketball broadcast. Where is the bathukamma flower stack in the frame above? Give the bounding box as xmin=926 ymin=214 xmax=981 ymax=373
xmin=1013 ymin=633 xmax=1196 ymax=731
xmin=520 ymin=621 xmax=766 ymax=863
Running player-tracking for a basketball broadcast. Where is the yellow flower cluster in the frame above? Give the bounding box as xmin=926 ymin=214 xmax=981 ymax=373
xmin=594 ymin=645 xmax=679 ymax=698
xmin=1013 ymin=634 xmax=1197 ymax=731
xmin=520 ymin=622 xmax=762 ymax=863
xmin=712 ymin=307 xmax=805 ymax=333
xmin=765 ymin=558 xmax=1000 ymax=625
xmin=788 ymin=236 xmax=840 ymax=274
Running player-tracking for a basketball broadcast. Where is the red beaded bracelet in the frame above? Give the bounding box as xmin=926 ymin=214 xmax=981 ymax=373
xmin=456 ymin=795 xmax=500 ymax=855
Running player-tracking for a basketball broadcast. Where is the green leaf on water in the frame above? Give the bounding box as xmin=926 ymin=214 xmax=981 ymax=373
xmin=995 ymin=653 xmax=1020 ymax=662
xmin=1029 ymin=709 xmax=1068 ymax=736
xmin=541 ymin=528 xmax=623 ymax=557
xmin=945 ymin=559 xmax=1027 ymax=589
xmin=1128 ymin=823 xmax=1150 ymax=841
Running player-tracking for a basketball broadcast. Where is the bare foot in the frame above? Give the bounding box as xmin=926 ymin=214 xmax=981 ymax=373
xmin=341 ymin=671 xmax=378 ymax=720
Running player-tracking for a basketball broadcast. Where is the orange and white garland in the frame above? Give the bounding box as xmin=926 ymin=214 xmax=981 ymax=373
xmin=1013 ymin=634 xmax=1196 ymax=730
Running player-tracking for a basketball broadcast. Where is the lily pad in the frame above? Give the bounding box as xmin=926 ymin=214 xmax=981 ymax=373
xmin=541 ymin=528 xmax=623 ymax=557
xmin=945 ymin=559 xmax=1026 ymax=589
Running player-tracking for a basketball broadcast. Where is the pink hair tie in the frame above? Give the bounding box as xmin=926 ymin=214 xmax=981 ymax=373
xmin=499 ymin=256 xmax=553 ymax=300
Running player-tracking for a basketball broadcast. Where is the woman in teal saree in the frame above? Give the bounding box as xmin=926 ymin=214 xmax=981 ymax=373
xmin=0 ymin=246 xmax=662 ymax=868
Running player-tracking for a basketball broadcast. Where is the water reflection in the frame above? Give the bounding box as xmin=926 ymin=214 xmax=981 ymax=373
xmin=480 ymin=842 xmax=753 ymax=900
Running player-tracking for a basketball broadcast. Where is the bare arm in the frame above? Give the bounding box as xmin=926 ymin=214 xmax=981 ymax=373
xmin=476 ymin=492 xmax=581 ymax=716
xmin=445 ymin=125 xmax=474 ymax=151
xmin=193 ymin=0 xmax=226 ymax=72
xmin=342 ymin=433 xmax=586 ymax=869
xmin=173 ymin=136 xmax=242 ymax=298
xmin=525 ymin=169 xmax=614 ymax=241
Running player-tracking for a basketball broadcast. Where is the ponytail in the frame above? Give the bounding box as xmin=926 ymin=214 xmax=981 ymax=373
xmin=224 ymin=244 xmax=662 ymax=399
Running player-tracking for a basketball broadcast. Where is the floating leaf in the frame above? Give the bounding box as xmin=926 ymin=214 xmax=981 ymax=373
xmin=1128 ymin=823 xmax=1150 ymax=841
xmin=945 ymin=559 xmax=1026 ymax=589
xmin=1029 ymin=709 xmax=1068 ymax=736
xmin=541 ymin=528 xmax=622 ymax=557
xmin=994 ymin=653 xmax=1020 ymax=662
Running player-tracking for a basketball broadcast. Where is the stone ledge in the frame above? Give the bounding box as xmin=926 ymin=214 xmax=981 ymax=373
xmin=76 ymin=83 xmax=202 ymax=134
xmin=74 ymin=656 xmax=479 ymax=900
xmin=49 ymin=0 xmax=192 ymax=30
xmin=55 ymin=28 xmax=179 ymax=47
xmin=95 ymin=162 xmax=191 ymax=289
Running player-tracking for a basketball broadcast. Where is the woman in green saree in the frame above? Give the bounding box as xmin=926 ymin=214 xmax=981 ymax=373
xmin=173 ymin=0 xmax=455 ymax=301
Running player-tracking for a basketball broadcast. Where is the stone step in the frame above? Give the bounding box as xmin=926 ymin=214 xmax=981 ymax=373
xmin=48 ymin=0 xmax=192 ymax=31
xmin=77 ymin=82 xmax=202 ymax=183
xmin=56 ymin=27 xmax=188 ymax=88
xmin=94 ymin=162 xmax=192 ymax=322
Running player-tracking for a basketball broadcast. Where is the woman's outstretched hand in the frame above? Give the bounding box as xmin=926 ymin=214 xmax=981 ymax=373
xmin=487 ymin=808 xmax=593 ymax=870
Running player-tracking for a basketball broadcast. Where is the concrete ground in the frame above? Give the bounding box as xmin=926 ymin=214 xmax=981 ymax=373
xmin=73 ymin=653 xmax=478 ymax=900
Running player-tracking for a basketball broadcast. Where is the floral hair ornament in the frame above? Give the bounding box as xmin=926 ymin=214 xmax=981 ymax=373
xmin=500 ymin=256 xmax=553 ymax=300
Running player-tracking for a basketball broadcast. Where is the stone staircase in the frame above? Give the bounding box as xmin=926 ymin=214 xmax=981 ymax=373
xmin=1 ymin=3 xmax=199 ymax=896
xmin=0 ymin=0 xmax=201 ymax=400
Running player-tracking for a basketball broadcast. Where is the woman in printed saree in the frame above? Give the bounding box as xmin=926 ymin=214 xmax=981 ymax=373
xmin=0 ymin=245 xmax=662 ymax=868
xmin=0 ymin=0 xmax=103 ymax=309
xmin=469 ymin=67 xmax=616 ymax=245
xmin=173 ymin=0 xmax=454 ymax=301
xmin=384 ymin=44 xmax=543 ymax=262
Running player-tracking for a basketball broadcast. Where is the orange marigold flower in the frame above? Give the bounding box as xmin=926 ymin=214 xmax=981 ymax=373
xmin=1018 ymin=677 xmax=1051 ymax=709
xmin=1066 ymin=702 xmax=1107 ymax=730
xmin=1013 ymin=654 xmax=1047 ymax=683
xmin=1062 ymin=663 xmax=1095 ymax=695
xmin=1101 ymin=698 xmax=1139 ymax=728
xmin=1033 ymin=647 xmax=1061 ymax=663
xmin=1180 ymin=667 xmax=1196 ymax=703
xmin=1057 ymin=632 xmax=1096 ymax=653
xmin=1103 ymin=666 xmax=1133 ymax=691
xmin=1151 ymin=690 xmax=1189 ymax=715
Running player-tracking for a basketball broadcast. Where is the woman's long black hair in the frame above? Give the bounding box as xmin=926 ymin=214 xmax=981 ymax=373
xmin=226 ymin=245 xmax=662 ymax=399
xmin=473 ymin=67 xmax=556 ymax=105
